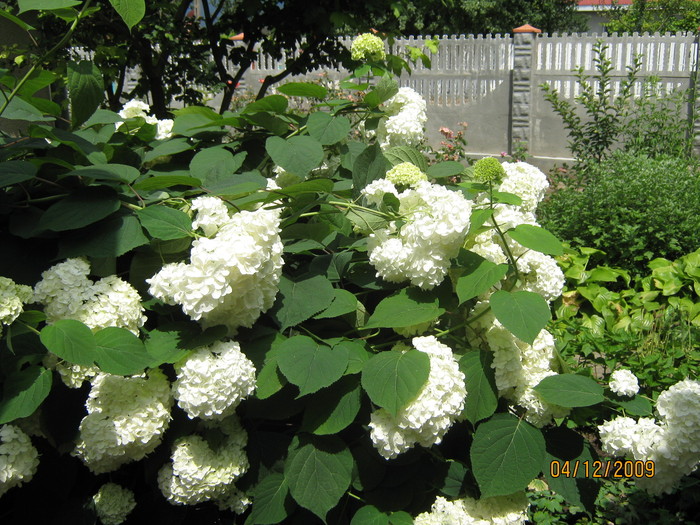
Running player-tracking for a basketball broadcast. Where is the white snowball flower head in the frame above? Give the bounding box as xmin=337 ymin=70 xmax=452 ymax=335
xmin=369 ymin=336 xmax=466 ymax=459
xmin=118 ymin=100 xmax=150 ymax=119
xmin=377 ymin=87 xmax=427 ymax=150
xmin=0 ymin=424 xmax=39 ymax=498
xmin=414 ymin=493 xmax=529 ymax=525
xmin=148 ymin=197 xmax=283 ymax=334
xmin=93 ymin=483 xmax=136 ymax=525
xmin=362 ymin=180 xmax=472 ymax=289
xmin=0 ymin=276 xmax=33 ymax=327
xmin=173 ymin=340 xmax=256 ymax=420
xmin=158 ymin=416 xmax=249 ymax=506
xmin=499 ymin=162 xmax=549 ymax=213
xmin=73 ymin=370 xmax=173 ymax=474
xmin=609 ymin=369 xmax=639 ymax=397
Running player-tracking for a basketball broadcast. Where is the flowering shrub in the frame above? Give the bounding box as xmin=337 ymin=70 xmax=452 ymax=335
xmin=1 ymin=6 xmax=699 ymax=523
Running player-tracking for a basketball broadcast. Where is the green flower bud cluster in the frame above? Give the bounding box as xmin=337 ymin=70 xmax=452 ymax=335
xmin=473 ymin=157 xmax=506 ymax=183
xmin=386 ymin=162 xmax=428 ymax=187
xmin=351 ymin=33 xmax=386 ymax=61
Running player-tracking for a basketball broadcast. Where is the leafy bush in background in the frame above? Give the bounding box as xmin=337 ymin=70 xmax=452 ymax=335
xmin=539 ymin=152 xmax=700 ymax=274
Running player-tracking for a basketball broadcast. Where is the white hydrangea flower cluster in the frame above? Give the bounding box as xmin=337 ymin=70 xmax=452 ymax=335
xmin=158 ymin=416 xmax=249 ymax=507
xmin=93 ymin=483 xmax=136 ymax=525
xmin=0 ymin=276 xmax=33 ymax=329
xmin=361 ymin=179 xmax=472 ymax=289
xmin=386 ymin=162 xmax=428 ymax=187
xmin=73 ymin=370 xmax=172 ymax=474
xmin=173 ymin=340 xmax=256 ymax=420
xmin=598 ymin=379 xmax=700 ymax=495
xmin=369 ymin=336 xmax=466 ymax=459
xmin=377 ymin=87 xmax=427 ymax=150
xmin=609 ymin=369 xmax=639 ymax=397
xmin=414 ymin=493 xmax=529 ymax=525
xmin=33 ymin=258 xmax=146 ymax=334
xmin=117 ymin=100 xmax=173 ymax=140
xmin=351 ymin=33 xmax=386 ymax=61
xmin=0 ymin=424 xmax=39 ymax=498
xmin=470 ymin=303 xmax=568 ymax=427
xmin=148 ymin=196 xmax=283 ymax=334
xmin=498 ymin=162 xmax=549 ymax=213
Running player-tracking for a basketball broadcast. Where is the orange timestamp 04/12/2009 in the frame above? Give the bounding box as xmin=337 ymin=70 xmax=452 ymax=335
xmin=549 ymin=459 xmax=655 ymax=479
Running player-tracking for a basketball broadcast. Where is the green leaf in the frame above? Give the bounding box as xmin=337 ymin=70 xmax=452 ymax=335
xmin=245 ymin=473 xmax=294 ymax=525
xmin=351 ymin=505 xmax=389 ymax=525
xmin=307 ymin=112 xmax=351 ymax=145
xmin=352 ymin=143 xmax=390 ymax=198
xmin=459 ymin=351 xmax=498 ymax=424
xmin=314 ymin=289 xmax=358 ymax=319
xmin=18 ymin=0 xmax=79 ymax=13
xmin=544 ymin=427 xmax=600 ymax=512
xmin=108 ymin=0 xmax=145 ymax=29
xmin=83 ymin=109 xmax=121 ymax=127
xmin=489 ymin=290 xmax=551 ymax=345
xmin=276 ymin=336 xmax=349 ymax=397
xmin=134 ymin=175 xmax=202 ymax=191
xmin=143 ymin=137 xmax=193 ymax=162
xmin=507 ymin=224 xmax=563 ymax=256
xmin=427 ymin=161 xmax=466 ymax=178
xmin=0 ymin=8 xmax=36 ymax=30
xmin=67 ymin=60 xmax=103 ymax=127
xmin=144 ymin=330 xmax=190 ymax=366
xmin=40 ymin=186 xmax=120 ymax=232
xmin=471 ymin=413 xmax=546 ymax=497
xmin=285 ymin=435 xmax=353 ymax=521
xmin=302 ymin=376 xmax=361 ymax=435
xmin=256 ymin=359 xmax=287 ymax=400
xmin=0 ymin=161 xmax=37 ymax=187
xmin=455 ymin=251 xmax=508 ymax=304
xmin=383 ymin=146 xmax=428 ymax=173
xmin=59 ymin=214 xmax=148 ymax=258
xmin=363 ymin=76 xmax=398 ymax=108
xmin=364 ymin=288 xmax=444 ymax=329
xmin=0 ymin=366 xmax=52 ymax=424
xmin=93 ymin=327 xmax=152 ymax=376
xmin=534 ymin=374 xmax=605 ymax=407
xmin=361 ymin=348 xmax=430 ymax=416
xmin=1 ymin=96 xmax=53 ymax=121
xmin=39 ymin=319 xmax=96 ymax=367
xmin=66 ymin=164 xmax=140 ymax=183
xmin=491 ymin=191 xmax=522 ymax=206
xmin=242 ymin=95 xmax=289 ymax=114
xmin=270 ymin=275 xmax=335 ymax=330
xmin=277 ymin=82 xmax=328 ymax=98
xmin=136 ymin=206 xmax=192 ymax=240
xmin=612 ymin=395 xmax=653 ymax=416
xmin=189 ymin=147 xmax=243 ymax=188
xmin=266 ymin=136 xmax=324 ymax=176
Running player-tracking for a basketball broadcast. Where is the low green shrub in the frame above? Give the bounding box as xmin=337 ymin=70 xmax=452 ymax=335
xmin=539 ymin=152 xmax=700 ymax=274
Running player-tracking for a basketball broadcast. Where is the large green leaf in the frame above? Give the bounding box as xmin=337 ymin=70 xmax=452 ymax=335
xmin=471 ymin=413 xmax=546 ymax=497
xmin=314 ymin=289 xmax=358 ymax=319
xmin=134 ymin=175 xmax=202 ymax=191
xmin=285 ymin=435 xmax=353 ymax=521
xmin=242 ymin=95 xmax=289 ymax=115
xmin=39 ymin=319 xmax=96 ymax=367
xmin=301 ymin=376 xmax=361 ymax=435
xmin=189 ymin=147 xmax=243 ymax=188
xmin=144 ymin=330 xmax=190 ymax=367
xmin=40 ymin=186 xmax=120 ymax=232
xmin=383 ymin=146 xmax=428 ymax=173
xmin=67 ymin=60 xmax=103 ymax=127
xmin=364 ymin=288 xmax=444 ymax=329
xmin=93 ymin=327 xmax=152 ymax=375
xmin=18 ymin=0 xmax=79 ymax=13
xmin=507 ymin=224 xmax=563 ymax=256
xmin=59 ymin=213 xmax=149 ymax=258
xmin=136 ymin=206 xmax=192 ymax=240
xmin=0 ymin=366 xmax=52 ymax=424
xmin=459 ymin=350 xmax=498 ymax=424
xmin=66 ymin=164 xmax=140 ymax=183
xmin=276 ymin=336 xmax=349 ymax=397
xmin=277 ymin=82 xmax=328 ymax=99
xmin=307 ymin=112 xmax=351 ymax=145
xmin=489 ymin=290 xmax=551 ymax=345
xmin=361 ymin=349 xmax=430 ymax=416
xmin=611 ymin=395 xmax=653 ymax=416
xmin=108 ymin=0 xmax=145 ymax=29
xmin=534 ymin=374 xmax=605 ymax=407
xmin=0 ymin=161 xmax=37 ymax=187
xmin=352 ymin=143 xmax=390 ymax=198
xmin=1 ymin=96 xmax=53 ymax=121
xmin=269 ymin=275 xmax=335 ymax=330
xmin=0 ymin=8 xmax=36 ymax=30
xmin=426 ymin=161 xmax=466 ymax=179
xmin=266 ymin=136 xmax=324 ymax=176
xmin=245 ymin=473 xmax=295 ymax=525
xmin=143 ymin=137 xmax=193 ymax=162
xmin=362 ymin=76 xmax=398 ymax=108
xmin=455 ymin=251 xmax=509 ymax=304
